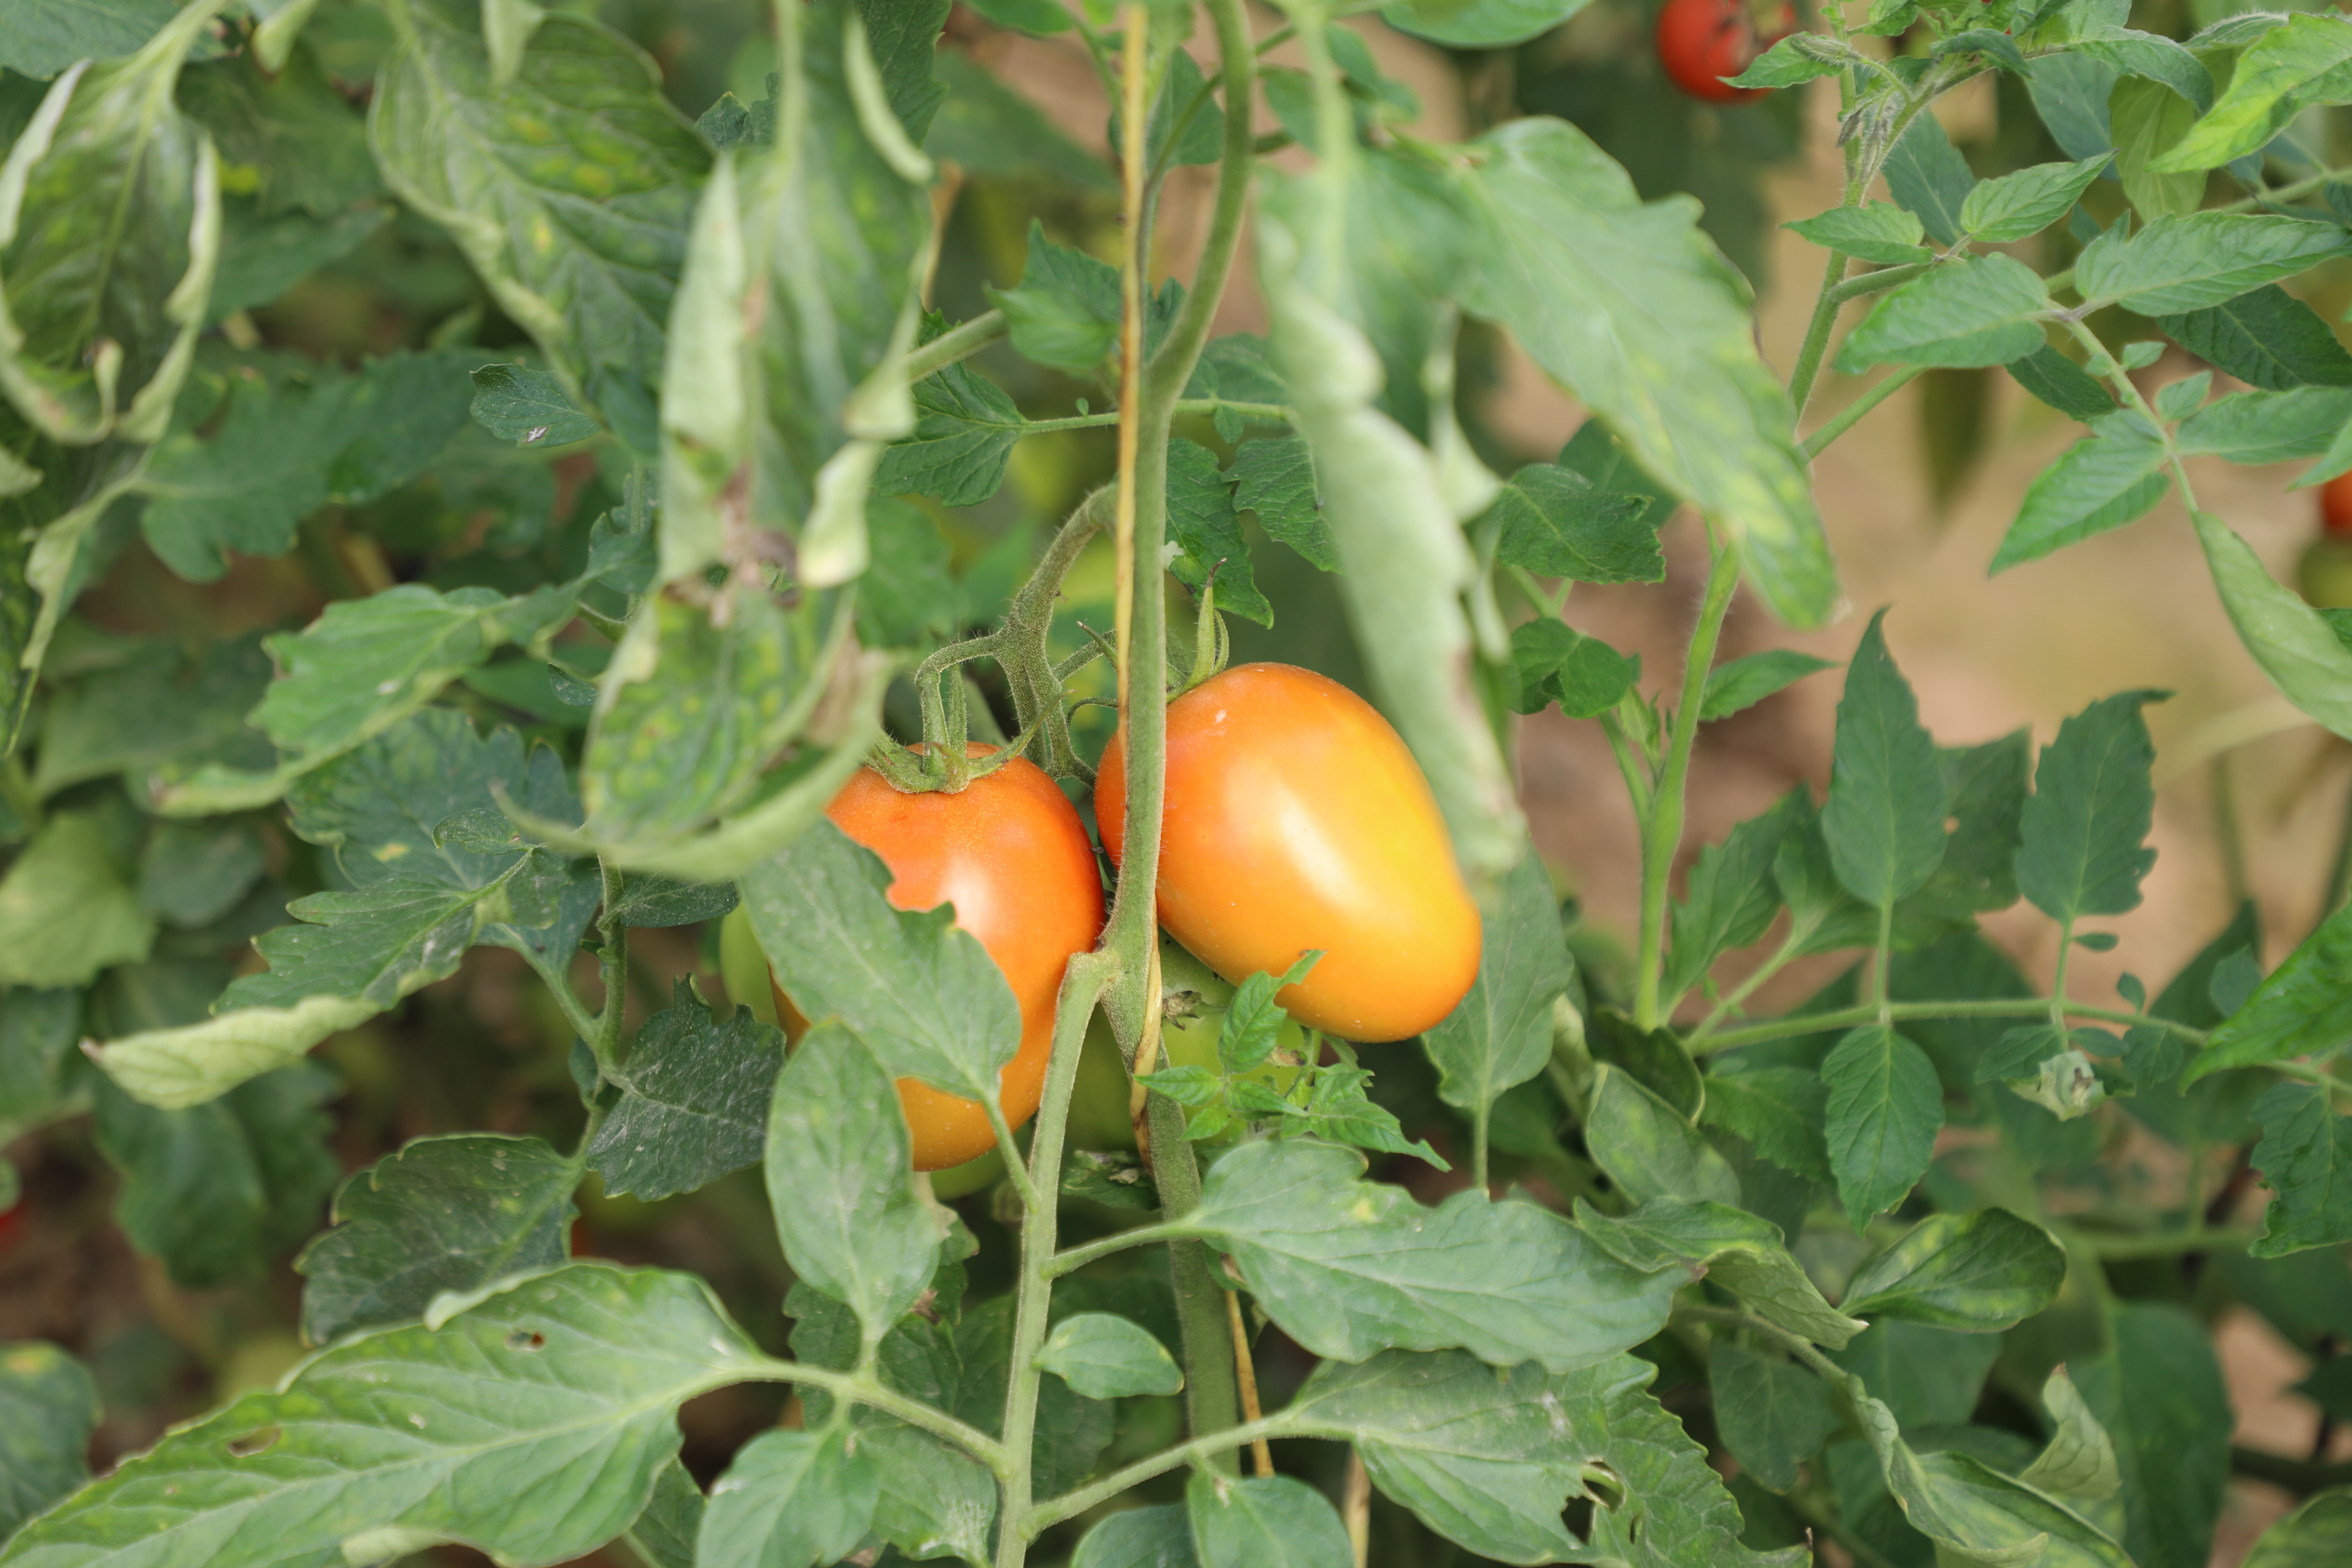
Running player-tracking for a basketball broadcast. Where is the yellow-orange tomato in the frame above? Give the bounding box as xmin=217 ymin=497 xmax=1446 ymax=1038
xmin=771 ymin=748 xmax=1104 ymax=1170
xmin=2321 ymin=470 xmax=2352 ymax=538
xmin=1094 ymin=663 xmax=1480 ymax=1042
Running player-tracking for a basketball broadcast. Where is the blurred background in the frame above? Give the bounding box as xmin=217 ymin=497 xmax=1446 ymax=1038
xmin=4 ymin=1 xmax=2350 ymax=1563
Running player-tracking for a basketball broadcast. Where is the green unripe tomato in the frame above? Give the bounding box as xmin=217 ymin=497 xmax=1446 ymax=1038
xmin=1066 ymin=1014 xmax=1139 ymax=1153
xmin=1159 ymin=1009 xmax=1308 ymax=1123
xmin=2300 ymin=537 xmax=2352 ymax=608
xmin=926 ymin=1147 xmax=1003 ymax=1200
xmin=718 ymin=905 xmax=780 ymax=1027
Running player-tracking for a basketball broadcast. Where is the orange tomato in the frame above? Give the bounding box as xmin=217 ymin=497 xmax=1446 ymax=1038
xmin=771 ymin=748 xmax=1105 ymax=1170
xmin=1094 ymin=663 xmax=1480 ymax=1042
xmin=2320 ymin=469 xmax=2352 ymax=537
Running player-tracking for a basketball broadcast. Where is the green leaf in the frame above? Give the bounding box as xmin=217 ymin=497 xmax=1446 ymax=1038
xmin=2078 ymin=214 xmax=2352 ymax=316
xmin=1421 ymin=849 xmax=1572 ymax=1125
xmin=1732 ymin=33 xmax=1853 ymax=89
xmin=1174 ymin=1139 xmax=1684 ymax=1372
xmin=2111 ymin=76 xmax=2206 ymax=224
xmin=1700 ymin=1066 xmax=1833 ymax=1184
xmin=100 ymin=712 xmax=597 ymax=1106
xmin=573 ymin=591 xmax=840 ymax=845
xmin=1710 ymin=1341 xmax=1839 ymax=1493
xmin=2076 ymin=1303 xmax=2232 ymax=1568
xmin=697 ymin=1427 xmax=879 ymax=1568
xmin=0 ymin=810 xmax=154 ymax=987
xmin=1573 ymin=1198 xmax=1864 ymax=1349
xmin=873 ymin=354 xmax=1027 ymax=507
xmin=1883 ymin=113 xmax=1977 ymax=247
xmin=138 ymin=819 xmax=264 ymax=928
xmin=1167 ymin=436 xmax=1270 ymax=626
xmin=1891 ymin=1444 xmax=2134 ymax=1568
xmin=2156 ymin=286 xmax=2352 ymax=391
xmin=1894 ymin=732 xmax=2032 ymax=944
xmin=2191 ymin=507 xmax=2352 ymax=741
xmin=2018 ymin=1368 xmax=2120 ymax=1506
xmin=1823 ymin=1023 xmax=1944 ymax=1228
xmin=92 ymin=1061 xmax=338 ymax=1289
xmin=585 ymin=981 xmax=783 ymax=1202
xmin=1453 ymin=118 xmax=1834 ymax=627
xmin=2071 ymin=27 xmax=2214 ymax=113
xmin=2147 ymin=12 xmax=2352 ymax=174
xmin=0 ymin=986 xmax=87 ymax=1146
xmin=1589 ymin=1007 xmax=1703 ymax=1117
xmin=0 ymin=8 xmax=223 ymax=445
xmin=295 ymin=1132 xmax=579 ymax=1347
xmin=0 ymin=1264 xmax=764 ymax=1567
xmin=1112 ymin=46 xmax=1225 ymax=173
xmin=1227 ymin=433 xmax=1333 ymax=571
xmin=370 ymin=1 xmax=709 ymax=449
xmin=1837 ymin=256 xmax=2054 ymax=373
xmin=852 ymin=0 xmax=950 ymax=143
xmin=1259 ymin=171 xmax=1521 ymax=882
xmin=178 ymin=44 xmax=377 ymax=219
xmin=606 ymin=872 xmax=737 ymax=929
xmin=926 ymin=52 xmax=1107 ymax=187
xmin=1839 ymin=1209 xmax=2066 ymax=1330
xmin=1784 ymin=203 xmax=1929 ymax=266
xmin=1506 ymin=618 xmax=1640 ymax=719
xmin=2185 ymin=903 xmax=2352 ymax=1085
xmin=2177 ymin=385 xmax=2352 ymax=464
xmin=1484 ymin=464 xmax=1663 ymax=585
xmin=2015 ymin=690 xmax=2162 ymax=924
xmin=1185 ymin=1471 xmax=1349 ymax=1568
xmin=1381 ymin=0 xmax=1595 ymax=48
xmin=658 ymin=7 xmax=929 ymax=585
xmin=1071 ymin=1505 xmax=1198 ymax=1567
xmin=990 ymin=220 xmax=1119 ymax=372
xmin=1823 ymin=611 xmax=1948 ymax=909
xmin=468 ymin=363 xmax=600 ymax=449
xmin=1701 ymin=650 xmax=1835 ymax=723
xmin=1960 ymin=157 xmax=2112 ymax=243
xmin=623 ymin=1460 xmax=706 ymax=1568
xmin=1586 ymin=1063 xmax=1741 ymax=1207
xmin=765 ymin=1022 xmax=944 ymax=1340
xmin=0 ymin=0 xmax=179 ymax=78
xmin=1664 ymin=791 xmax=1806 ymax=1003
xmin=1985 ymin=411 xmax=2164 ymax=571
xmin=1830 ymin=1318 xmax=2000 ymax=1429
xmin=2244 ymin=1489 xmax=2352 ymax=1568
xmin=2005 ymin=342 xmax=2114 ymax=422
xmin=209 ymin=198 xmax=390 ymax=320
xmin=1038 ymin=1313 xmax=1184 ymax=1400
xmin=2238 ymin=1082 xmax=2352 ymax=1255
xmin=863 ymin=1421 xmax=996 ymax=1562
xmin=740 ymin=818 xmax=1020 ymax=1104
xmin=0 ymin=1340 xmax=98 ymax=1541
xmin=1294 ymin=1349 xmax=1804 ymax=1568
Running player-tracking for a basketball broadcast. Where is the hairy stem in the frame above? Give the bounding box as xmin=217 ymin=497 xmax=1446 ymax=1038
xmin=1698 ymin=997 xmax=2208 ymax=1052
xmin=744 ymin=1357 xmax=1012 ymax=1477
xmin=1149 ymin=1092 xmax=1244 ymax=1469
xmin=992 ymin=956 xmax=1110 ymax=1567
xmin=1023 ymin=1413 xmax=1322 ymax=1533
xmin=1633 ymin=542 xmax=1742 ymax=1030
xmin=1803 ymin=364 xmax=1923 ymax=457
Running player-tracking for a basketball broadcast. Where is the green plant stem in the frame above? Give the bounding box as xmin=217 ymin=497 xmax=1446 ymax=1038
xmin=745 ymin=1357 xmax=1012 ymax=1477
xmin=1148 ymin=1092 xmax=1244 ymax=1472
xmin=1698 ymin=997 xmax=2208 ymax=1052
xmin=904 ymin=310 xmax=1007 ymax=383
xmin=1874 ymin=902 xmax=1895 ymax=1024
xmin=1633 ymin=541 xmax=1742 ymax=1030
xmin=2064 ymin=1225 xmax=2259 ymax=1259
xmin=1143 ymin=0 xmax=1255 ymax=410
xmin=2233 ymin=1444 xmax=2352 ymax=1495
xmin=1828 ymin=261 xmax=1933 ymax=305
xmin=1786 ymin=247 xmax=1855 ymax=419
xmin=991 ymin=957 xmax=1111 ymax=1567
xmin=524 ymin=948 xmax=603 ymax=1051
xmin=1044 ymin=1217 xmax=1184 ymax=1279
xmin=1684 ymin=925 xmax=1804 ymax=1040
xmin=1672 ymin=1303 xmax=1854 ymax=1390
xmin=1024 ymin=1412 xmax=1323 ymax=1533
xmin=1803 ymin=364 xmax=1923 ymax=457
xmin=1018 ymin=398 xmax=1292 ymax=436
xmin=1790 ymin=1489 xmax=1902 ymax=1568
xmin=590 ymin=858 xmax=629 ymax=1070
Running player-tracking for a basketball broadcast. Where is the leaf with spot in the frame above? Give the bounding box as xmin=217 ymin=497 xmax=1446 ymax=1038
xmin=0 ymin=1265 xmax=767 ymax=1568
xmin=1586 ymin=1063 xmax=1741 ymax=1207
xmin=370 ymin=0 xmax=710 ymax=450
xmin=1420 ymin=849 xmax=1573 ymax=1133
xmin=586 ymin=981 xmax=784 ymax=1202
xmin=0 ymin=810 xmax=154 ymax=988
xmin=1172 ymin=1139 xmax=1684 ymax=1373
xmin=872 ymin=356 xmax=1028 ymax=507
xmin=1185 ymin=1472 xmax=1349 ymax=1568
xmin=1228 ymin=433 xmax=1333 ymax=570
xmin=1839 ymin=1209 xmax=2067 ymax=1330
xmin=2184 ymin=903 xmax=2352 ymax=1087
xmin=1037 ymin=1314 xmax=1184 ymax=1400
xmin=0 ymin=1341 xmax=98 ymax=1542
xmin=1166 ymin=437 xmax=1269 ymax=625
xmin=1483 ymin=464 xmax=1663 ymax=585
xmin=296 ymin=1133 xmax=580 ymax=1346
xmin=468 ymin=363 xmax=601 ymax=449
xmin=697 ymin=1427 xmax=879 ymax=1568
xmin=2156 ymin=286 xmax=2352 ymax=390
xmin=1710 ymin=1341 xmax=1839 ymax=1493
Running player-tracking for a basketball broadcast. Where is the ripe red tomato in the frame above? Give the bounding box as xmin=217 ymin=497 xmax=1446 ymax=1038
xmin=1095 ymin=664 xmax=1480 ymax=1043
xmin=1656 ymin=0 xmax=1790 ymax=105
xmin=2320 ymin=470 xmax=2352 ymax=537
xmin=772 ymin=747 xmax=1105 ymax=1171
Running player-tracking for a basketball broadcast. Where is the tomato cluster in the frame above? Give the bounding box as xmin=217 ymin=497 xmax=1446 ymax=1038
xmin=766 ymin=664 xmax=1479 ymax=1172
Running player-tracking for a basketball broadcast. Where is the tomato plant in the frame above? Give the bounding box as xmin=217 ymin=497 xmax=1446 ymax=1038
xmin=1096 ymin=663 xmax=1481 ymax=1042
xmin=6 ymin=0 xmax=2352 ymax=1566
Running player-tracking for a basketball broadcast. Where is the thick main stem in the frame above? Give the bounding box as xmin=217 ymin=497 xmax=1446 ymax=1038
xmin=1633 ymin=543 xmax=1741 ymax=1029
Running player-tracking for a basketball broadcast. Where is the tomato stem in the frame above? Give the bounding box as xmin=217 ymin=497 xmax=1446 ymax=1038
xmin=1633 ymin=540 xmax=1742 ymax=1031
